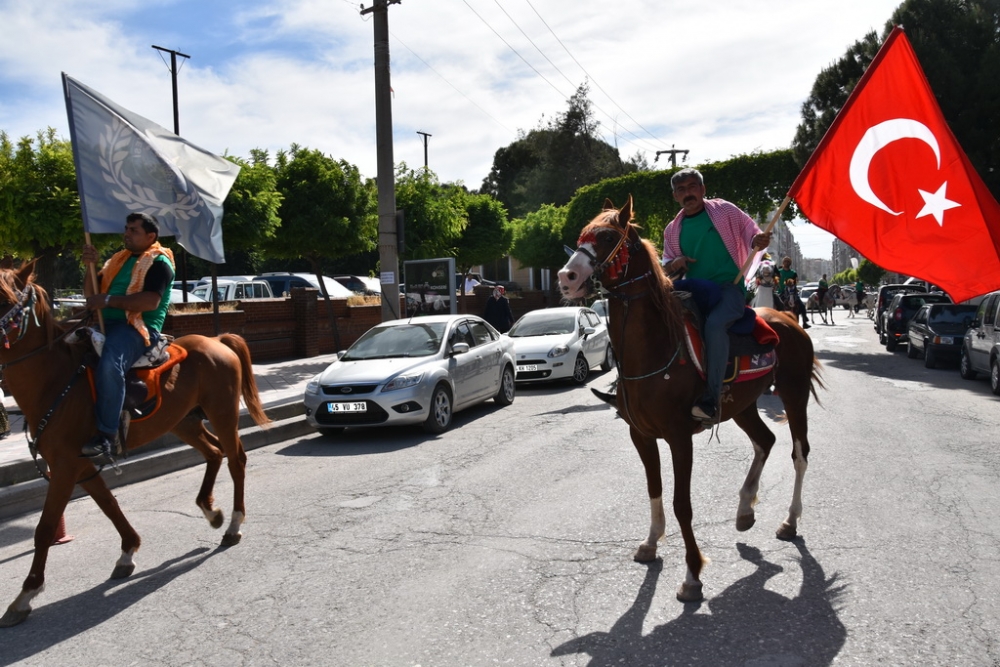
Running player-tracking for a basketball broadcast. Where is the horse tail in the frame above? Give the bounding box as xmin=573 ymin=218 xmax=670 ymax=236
xmin=218 ymin=333 xmax=271 ymax=428
xmin=808 ymin=357 xmax=825 ymax=406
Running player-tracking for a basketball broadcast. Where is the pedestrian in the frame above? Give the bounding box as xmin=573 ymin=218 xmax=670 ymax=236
xmin=483 ymin=285 xmax=514 ymax=333
xmin=80 ymin=212 xmax=175 ymax=460
xmin=661 ymin=167 xmax=771 ymax=424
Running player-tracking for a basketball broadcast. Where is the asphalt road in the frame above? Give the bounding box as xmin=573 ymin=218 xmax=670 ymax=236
xmin=2 ymin=310 xmax=999 ymax=666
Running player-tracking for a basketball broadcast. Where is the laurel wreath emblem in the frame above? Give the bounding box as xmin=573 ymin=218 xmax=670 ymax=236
xmin=97 ymin=117 xmax=202 ymax=221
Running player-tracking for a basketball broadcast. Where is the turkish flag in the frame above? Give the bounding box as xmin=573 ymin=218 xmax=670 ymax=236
xmin=789 ymin=26 xmax=1000 ymax=303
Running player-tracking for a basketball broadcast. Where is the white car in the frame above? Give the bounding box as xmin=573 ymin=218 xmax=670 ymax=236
xmin=507 ymin=306 xmax=613 ymax=384
xmin=303 ymin=314 xmax=516 ymax=435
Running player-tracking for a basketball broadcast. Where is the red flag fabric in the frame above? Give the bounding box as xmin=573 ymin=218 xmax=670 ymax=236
xmin=789 ymin=27 xmax=1000 ymax=303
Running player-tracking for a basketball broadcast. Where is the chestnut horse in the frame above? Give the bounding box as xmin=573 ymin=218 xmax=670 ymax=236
xmin=0 ymin=262 xmax=269 ymax=627
xmin=558 ymin=198 xmax=822 ymax=602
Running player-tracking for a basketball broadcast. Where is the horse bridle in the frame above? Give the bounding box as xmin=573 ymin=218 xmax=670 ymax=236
xmin=574 ymin=220 xmax=650 ymax=295
xmin=0 ymin=284 xmax=38 ymax=352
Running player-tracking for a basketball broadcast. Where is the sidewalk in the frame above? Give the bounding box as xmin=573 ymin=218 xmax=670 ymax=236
xmin=0 ymin=353 xmax=339 ymax=520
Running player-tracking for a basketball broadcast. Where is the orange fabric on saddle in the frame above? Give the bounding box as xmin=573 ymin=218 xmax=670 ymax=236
xmin=86 ymin=343 xmax=188 ymax=422
xmin=683 ymin=313 xmax=778 ymax=384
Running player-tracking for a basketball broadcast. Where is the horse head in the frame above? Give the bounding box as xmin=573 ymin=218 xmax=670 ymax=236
xmin=0 ymin=260 xmax=50 ymax=352
xmin=558 ymin=196 xmax=657 ymax=300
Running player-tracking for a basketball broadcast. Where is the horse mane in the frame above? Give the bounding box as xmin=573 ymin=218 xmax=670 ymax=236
xmin=633 ymin=232 xmax=686 ymax=350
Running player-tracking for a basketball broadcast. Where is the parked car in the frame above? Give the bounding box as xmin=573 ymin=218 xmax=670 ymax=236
xmin=191 ymin=279 xmax=273 ymax=302
xmin=590 ymin=299 xmax=609 ymax=325
xmin=874 ymin=283 xmax=928 ymax=338
xmin=303 ymin=314 xmax=516 ymax=435
xmin=333 ymin=275 xmax=380 ymax=295
xmin=906 ymin=303 xmax=977 ymax=368
xmin=254 ymin=272 xmax=354 ymax=298
xmin=507 ymin=306 xmax=612 ymax=384
xmin=960 ymin=290 xmax=1000 ymax=392
xmin=169 ymin=288 xmax=205 ymax=304
xmin=881 ymin=292 xmax=952 ymax=350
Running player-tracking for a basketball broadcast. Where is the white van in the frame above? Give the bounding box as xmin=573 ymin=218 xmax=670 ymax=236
xmin=191 ymin=279 xmax=274 ymax=302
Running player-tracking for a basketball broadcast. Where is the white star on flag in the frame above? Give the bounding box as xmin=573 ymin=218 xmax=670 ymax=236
xmin=916 ymin=181 xmax=961 ymax=226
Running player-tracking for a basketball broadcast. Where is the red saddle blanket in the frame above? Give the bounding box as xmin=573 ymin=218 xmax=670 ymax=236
xmin=87 ymin=343 xmax=188 ymax=422
xmin=684 ymin=315 xmax=778 ymax=384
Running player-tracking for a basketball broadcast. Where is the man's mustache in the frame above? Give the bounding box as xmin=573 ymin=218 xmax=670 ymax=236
xmin=684 ymin=196 xmax=697 ymax=204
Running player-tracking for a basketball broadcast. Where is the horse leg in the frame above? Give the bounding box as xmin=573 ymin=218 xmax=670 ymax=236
xmin=0 ymin=466 xmax=79 ymax=627
xmin=198 ymin=403 xmax=248 ymax=547
xmin=666 ymin=437 xmax=705 ymax=602
xmin=171 ymin=414 xmax=227 ymax=529
xmin=731 ymin=405 xmax=777 ymax=532
xmin=628 ymin=428 xmax=665 ymax=563
xmin=78 ymin=471 xmax=143 ymax=579
xmin=777 ymin=385 xmax=811 ymax=541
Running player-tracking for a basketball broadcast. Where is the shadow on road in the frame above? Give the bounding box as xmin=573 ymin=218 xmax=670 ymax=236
xmin=0 ymin=546 xmax=219 ymax=664
xmin=551 ymin=538 xmax=846 ymax=666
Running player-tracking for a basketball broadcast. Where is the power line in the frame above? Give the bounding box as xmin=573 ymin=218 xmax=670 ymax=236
xmin=523 ymin=0 xmax=667 ymax=151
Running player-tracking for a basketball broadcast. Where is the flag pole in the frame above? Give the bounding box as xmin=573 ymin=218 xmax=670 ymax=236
xmin=83 ymin=231 xmax=105 ymax=333
xmin=734 ymin=195 xmax=792 ymax=285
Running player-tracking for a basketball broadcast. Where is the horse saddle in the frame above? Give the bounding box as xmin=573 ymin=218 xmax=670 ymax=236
xmin=673 ymin=279 xmax=778 ymax=385
xmin=70 ymin=327 xmax=188 ymax=420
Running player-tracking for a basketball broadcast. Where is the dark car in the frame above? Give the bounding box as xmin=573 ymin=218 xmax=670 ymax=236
xmin=960 ymin=290 xmax=1000 ymax=392
xmin=906 ymin=303 xmax=978 ymax=368
xmin=882 ymin=292 xmax=952 ymax=351
xmin=874 ymin=283 xmax=928 ymax=340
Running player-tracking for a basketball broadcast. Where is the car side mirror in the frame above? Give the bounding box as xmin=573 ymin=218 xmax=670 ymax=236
xmin=450 ymin=342 xmax=470 ymax=356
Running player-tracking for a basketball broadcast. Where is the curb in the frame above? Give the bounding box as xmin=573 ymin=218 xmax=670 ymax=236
xmin=0 ymin=400 xmax=312 ymax=522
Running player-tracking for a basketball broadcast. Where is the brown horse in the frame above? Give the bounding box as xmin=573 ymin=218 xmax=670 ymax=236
xmin=0 ymin=261 xmax=270 ymax=627
xmin=558 ymin=197 xmax=822 ymax=602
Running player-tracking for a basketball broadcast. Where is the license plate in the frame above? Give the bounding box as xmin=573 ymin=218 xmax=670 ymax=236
xmin=938 ymin=337 xmax=953 ymax=345
xmin=328 ymin=402 xmax=366 ymax=413
xmin=519 ymin=365 xmax=538 ymax=373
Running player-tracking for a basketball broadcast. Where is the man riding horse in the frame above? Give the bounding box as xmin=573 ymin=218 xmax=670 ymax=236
xmin=80 ymin=212 xmax=175 ymax=461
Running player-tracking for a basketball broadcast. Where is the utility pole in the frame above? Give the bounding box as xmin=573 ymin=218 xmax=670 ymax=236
xmin=416 ymin=130 xmax=431 ymax=169
xmin=151 ymin=45 xmax=195 ymax=308
xmin=362 ymin=0 xmax=402 ymax=322
xmin=654 ymin=144 xmax=690 ymax=169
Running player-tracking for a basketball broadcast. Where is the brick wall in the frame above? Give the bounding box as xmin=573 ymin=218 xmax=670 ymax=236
xmin=162 ymin=288 xmax=559 ymax=362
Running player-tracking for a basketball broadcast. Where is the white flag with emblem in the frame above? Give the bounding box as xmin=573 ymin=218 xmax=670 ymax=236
xmin=63 ymin=72 xmax=239 ymax=263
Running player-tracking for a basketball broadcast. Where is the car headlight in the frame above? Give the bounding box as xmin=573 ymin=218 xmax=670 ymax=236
xmin=384 ymin=373 xmax=423 ymax=392
xmin=305 ymin=376 xmax=322 ymax=395
xmin=548 ymin=344 xmax=570 ymax=359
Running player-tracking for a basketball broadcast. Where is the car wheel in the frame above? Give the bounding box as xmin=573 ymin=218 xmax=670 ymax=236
xmin=923 ymin=347 xmax=936 ymax=369
xmin=907 ymin=340 xmax=919 ymax=359
xmin=886 ymin=338 xmax=897 ymax=352
xmin=318 ymin=427 xmax=345 ymax=437
xmin=571 ymin=354 xmax=590 ymax=385
xmin=600 ymin=344 xmax=615 ymax=372
xmin=422 ymin=384 xmax=453 ymax=433
xmin=960 ymin=347 xmax=978 ymax=380
xmin=992 ymin=360 xmax=1000 ymax=396
xmin=494 ymin=365 xmax=515 ymax=406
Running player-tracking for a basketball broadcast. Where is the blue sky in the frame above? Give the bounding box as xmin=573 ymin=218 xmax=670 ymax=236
xmin=0 ymin=0 xmax=904 ymax=257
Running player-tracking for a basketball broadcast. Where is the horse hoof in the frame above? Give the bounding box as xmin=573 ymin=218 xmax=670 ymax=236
xmin=0 ymin=606 xmax=31 ymax=628
xmin=110 ymin=563 xmax=136 ymax=580
xmin=221 ymin=532 xmax=242 ymax=547
xmin=776 ymin=523 xmax=797 ymax=541
xmin=735 ymin=514 xmax=756 ymax=532
xmin=633 ymin=544 xmax=658 ymax=563
xmin=209 ymin=511 xmax=225 ymax=530
xmin=676 ymin=582 xmax=703 ymax=602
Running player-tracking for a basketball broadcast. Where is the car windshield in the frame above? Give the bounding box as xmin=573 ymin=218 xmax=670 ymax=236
xmin=509 ymin=313 xmax=576 ymax=337
xmin=341 ymin=322 xmax=446 ymax=360
xmin=928 ymin=305 xmax=977 ymax=332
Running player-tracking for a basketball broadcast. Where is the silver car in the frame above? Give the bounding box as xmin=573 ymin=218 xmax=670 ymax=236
xmin=303 ymin=315 xmax=516 ymax=435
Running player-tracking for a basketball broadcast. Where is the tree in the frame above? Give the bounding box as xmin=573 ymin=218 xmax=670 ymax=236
xmin=481 ymin=83 xmax=635 ymax=219
xmin=453 ymin=192 xmax=512 ymax=294
xmin=510 ymin=204 xmax=570 ymax=275
xmin=792 ymin=0 xmax=1000 ymax=196
xmin=394 ymin=164 xmax=467 ymax=261
xmin=0 ymin=129 xmax=98 ymax=294
xmin=268 ymin=146 xmax=378 ymax=348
